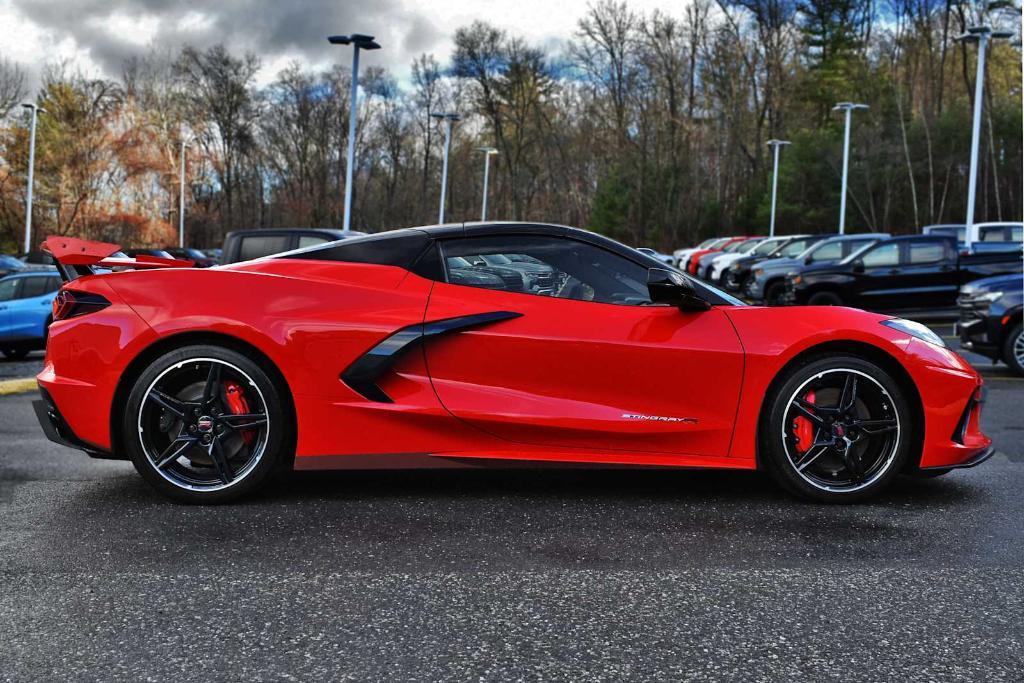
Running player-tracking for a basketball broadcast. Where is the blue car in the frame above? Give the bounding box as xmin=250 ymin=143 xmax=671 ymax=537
xmin=0 ymin=270 xmax=62 ymax=360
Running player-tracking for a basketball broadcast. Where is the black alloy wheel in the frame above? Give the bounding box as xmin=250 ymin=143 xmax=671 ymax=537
xmin=123 ymin=345 xmax=290 ymax=503
xmin=763 ymin=355 xmax=912 ymax=502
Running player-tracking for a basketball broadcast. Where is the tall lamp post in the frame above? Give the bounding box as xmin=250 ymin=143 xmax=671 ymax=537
xmin=20 ymin=103 xmax=45 ymax=255
xmin=832 ymin=102 xmax=868 ymax=235
xmin=477 ymin=147 xmax=498 ymax=221
xmin=431 ymin=112 xmax=461 ymax=224
xmin=178 ymin=137 xmax=190 ymax=248
xmin=765 ymin=139 xmax=790 ymax=238
xmin=327 ymin=33 xmax=381 ymax=232
xmin=956 ymin=25 xmax=1011 ymax=250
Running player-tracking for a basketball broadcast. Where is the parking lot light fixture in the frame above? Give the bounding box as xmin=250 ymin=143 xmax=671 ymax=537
xmin=20 ymin=103 xmax=45 ymax=255
xmin=431 ymin=112 xmax=461 ymax=224
xmin=178 ymin=136 xmax=191 ymax=249
xmin=832 ymin=102 xmax=868 ymax=235
xmin=955 ymin=26 xmax=1011 ymax=251
xmin=766 ymin=139 xmax=790 ymax=238
xmin=477 ymin=147 xmax=499 ymax=221
xmin=327 ymin=34 xmax=382 ymax=232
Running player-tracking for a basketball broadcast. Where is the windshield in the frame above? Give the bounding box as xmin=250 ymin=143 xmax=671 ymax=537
xmin=840 ymin=241 xmax=882 ymax=264
xmin=735 ymin=240 xmax=761 ymax=254
xmin=0 ymin=255 xmax=23 ymax=269
xmin=926 ymin=226 xmax=965 ymax=241
xmin=751 ymin=238 xmax=784 ymax=256
xmin=779 ymin=238 xmax=816 ymax=258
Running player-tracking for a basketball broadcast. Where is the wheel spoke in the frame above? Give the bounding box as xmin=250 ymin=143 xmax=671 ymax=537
xmin=208 ymin=438 xmax=233 ymax=485
xmin=839 ymin=374 xmax=858 ymax=413
xmin=795 ymin=444 xmax=830 ymax=471
xmin=852 ymin=418 xmax=898 ymax=435
xmin=202 ymin=362 xmax=222 ymax=406
xmin=147 ymin=390 xmax=190 ymax=419
xmin=219 ymin=413 xmax=267 ymax=431
xmin=156 ymin=436 xmax=197 ymax=469
xmin=792 ymin=399 xmax=825 ymax=426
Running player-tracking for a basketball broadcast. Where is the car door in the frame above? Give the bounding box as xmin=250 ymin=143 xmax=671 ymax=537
xmin=0 ymin=277 xmax=20 ymax=342
xmin=421 ymin=234 xmax=745 ymax=458
xmin=900 ymin=239 xmax=958 ymax=308
xmin=6 ymin=275 xmax=58 ymax=340
xmin=851 ymin=241 xmax=905 ymax=309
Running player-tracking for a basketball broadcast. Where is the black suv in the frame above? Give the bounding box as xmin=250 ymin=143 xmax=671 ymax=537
xmin=958 ymin=273 xmax=1023 ymax=375
xmin=221 ymin=229 xmax=365 ymax=264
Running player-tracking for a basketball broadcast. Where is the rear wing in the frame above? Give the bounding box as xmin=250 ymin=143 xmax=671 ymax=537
xmin=41 ymin=236 xmax=194 ymax=282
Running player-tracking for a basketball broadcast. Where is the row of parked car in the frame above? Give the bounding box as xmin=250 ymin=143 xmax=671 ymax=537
xmin=664 ymin=222 xmax=1023 ymax=374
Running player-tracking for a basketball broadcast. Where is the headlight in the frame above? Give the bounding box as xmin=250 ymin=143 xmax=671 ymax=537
xmin=968 ymin=291 xmax=1003 ymax=304
xmin=791 ymin=274 xmax=802 ymax=284
xmin=880 ymin=318 xmax=946 ymax=348
xmin=752 ymin=268 xmax=764 ymax=277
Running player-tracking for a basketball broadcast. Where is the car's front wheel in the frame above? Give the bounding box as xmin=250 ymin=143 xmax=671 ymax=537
xmin=761 ymin=354 xmax=913 ymax=503
xmin=1003 ymin=322 xmax=1024 ymax=376
xmin=122 ymin=344 xmax=291 ymax=503
xmin=1 ymin=347 xmax=30 ymax=360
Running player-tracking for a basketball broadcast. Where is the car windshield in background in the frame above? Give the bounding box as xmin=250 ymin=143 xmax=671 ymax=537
xmin=736 ymin=240 xmax=762 ymax=254
xmin=752 ymin=239 xmax=785 ymax=256
xmin=0 ymin=255 xmax=24 ymax=269
xmin=779 ymin=239 xmax=815 ymax=257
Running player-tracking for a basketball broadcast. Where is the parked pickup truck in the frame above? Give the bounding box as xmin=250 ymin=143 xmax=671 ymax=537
xmin=784 ymin=235 xmax=1023 ymax=311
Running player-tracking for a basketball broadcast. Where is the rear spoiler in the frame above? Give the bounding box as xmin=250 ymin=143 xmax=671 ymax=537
xmin=41 ymin=236 xmax=194 ymax=282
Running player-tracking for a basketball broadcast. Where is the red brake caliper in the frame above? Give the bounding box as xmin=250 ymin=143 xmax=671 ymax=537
xmin=223 ymin=380 xmax=255 ymax=445
xmin=794 ymin=390 xmax=816 ymax=452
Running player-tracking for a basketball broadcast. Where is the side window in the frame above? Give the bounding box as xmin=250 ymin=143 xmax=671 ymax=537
xmin=861 ymin=243 xmax=900 ymax=268
xmin=1011 ymin=225 xmax=1023 ymax=242
xmin=843 ymin=240 xmax=872 ymax=256
xmin=238 ymin=235 xmax=290 ymax=261
xmin=20 ymin=277 xmax=51 ymax=299
xmin=908 ymin=240 xmax=946 ymax=264
xmin=808 ymin=241 xmax=842 ymax=262
xmin=979 ymin=227 xmax=1004 ymax=242
xmin=441 ymin=235 xmax=652 ymax=306
xmin=297 ymin=235 xmax=330 ymax=249
xmin=0 ymin=278 xmax=19 ymax=302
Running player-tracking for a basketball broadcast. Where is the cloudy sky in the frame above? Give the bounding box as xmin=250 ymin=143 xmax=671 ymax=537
xmin=2 ymin=0 xmax=685 ymax=90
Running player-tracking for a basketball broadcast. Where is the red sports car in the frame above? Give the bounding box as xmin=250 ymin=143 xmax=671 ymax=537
xmin=35 ymin=223 xmax=992 ymax=504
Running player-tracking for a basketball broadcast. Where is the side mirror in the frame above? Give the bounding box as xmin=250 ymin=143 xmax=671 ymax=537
xmin=647 ymin=268 xmax=710 ymax=312
xmin=852 ymin=260 xmax=865 ymax=273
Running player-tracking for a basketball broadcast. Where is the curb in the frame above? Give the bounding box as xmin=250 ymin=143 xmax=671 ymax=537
xmin=0 ymin=378 xmax=37 ymax=396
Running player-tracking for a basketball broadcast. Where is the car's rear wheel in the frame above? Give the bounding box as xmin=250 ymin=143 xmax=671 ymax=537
xmin=122 ymin=344 xmax=290 ymax=503
xmin=1003 ymin=322 xmax=1024 ymax=376
xmin=761 ymin=355 xmax=913 ymax=503
xmin=764 ymin=281 xmax=786 ymax=306
xmin=808 ymin=291 xmax=843 ymax=306
xmin=1 ymin=347 xmax=30 ymax=360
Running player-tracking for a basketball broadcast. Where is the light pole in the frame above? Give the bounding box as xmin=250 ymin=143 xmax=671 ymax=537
xmin=21 ymin=103 xmax=45 ymax=255
xmin=178 ymin=137 xmax=189 ymax=248
xmin=328 ymin=33 xmax=381 ymax=232
xmin=832 ymin=102 xmax=868 ymax=235
xmin=431 ymin=112 xmax=460 ymax=224
xmin=477 ymin=147 xmax=498 ymax=221
xmin=956 ymin=25 xmax=1012 ymax=250
xmin=766 ymin=139 xmax=790 ymax=238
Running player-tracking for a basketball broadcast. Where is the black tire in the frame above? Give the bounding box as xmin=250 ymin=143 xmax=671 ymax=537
xmin=1003 ymin=322 xmax=1024 ymax=376
xmin=1 ymin=347 xmax=30 ymax=360
xmin=122 ymin=344 xmax=292 ymax=504
xmin=808 ymin=290 xmax=843 ymax=306
xmin=761 ymin=354 xmax=914 ymax=503
xmin=764 ymin=281 xmax=786 ymax=306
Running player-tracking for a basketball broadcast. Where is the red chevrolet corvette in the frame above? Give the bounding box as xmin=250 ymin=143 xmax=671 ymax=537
xmin=35 ymin=223 xmax=992 ymax=503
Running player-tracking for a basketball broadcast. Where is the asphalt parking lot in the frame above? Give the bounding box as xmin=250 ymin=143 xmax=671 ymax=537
xmin=2 ymin=332 xmax=1023 ymax=681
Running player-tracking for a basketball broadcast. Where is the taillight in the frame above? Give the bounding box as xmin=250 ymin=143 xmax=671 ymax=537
xmin=52 ymin=289 xmax=110 ymax=321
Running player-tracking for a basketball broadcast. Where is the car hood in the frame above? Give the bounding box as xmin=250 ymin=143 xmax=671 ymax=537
xmin=961 ymin=273 xmax=1023 ymax=295
xmin=753 ymin=256 xmax=804 ymax=275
